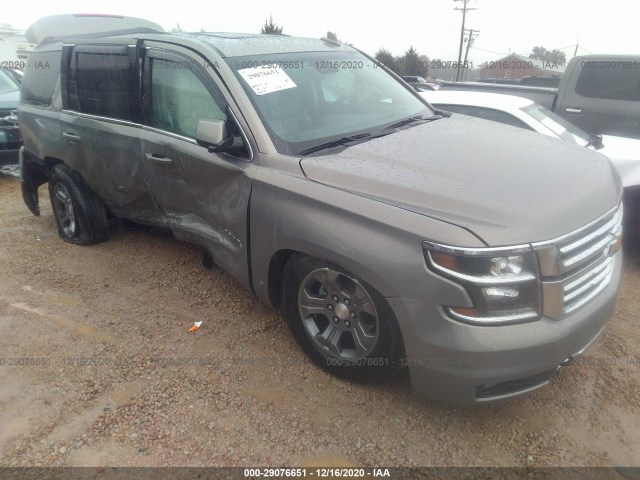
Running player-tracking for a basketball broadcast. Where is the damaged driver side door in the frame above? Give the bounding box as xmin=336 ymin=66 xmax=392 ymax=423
xmin=139 ymin=44 xmax=252 ymax=289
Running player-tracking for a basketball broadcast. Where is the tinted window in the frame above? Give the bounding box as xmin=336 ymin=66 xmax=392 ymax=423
xmin=149 ymin=58 xmax=226 ymax=138
xmin=75 ymin=50 xmax=137 ymax=120
xmin=20 ymin=51 xmax=61 ymax=106
xmin=576 ymin=62 xmax=640 ymax=101
xmin=436 ymin=104 xmax=531 ymax=129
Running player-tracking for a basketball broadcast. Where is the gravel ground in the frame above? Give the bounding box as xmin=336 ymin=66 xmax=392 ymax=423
xmin=0 ymin=174 xmax=638 ymax=468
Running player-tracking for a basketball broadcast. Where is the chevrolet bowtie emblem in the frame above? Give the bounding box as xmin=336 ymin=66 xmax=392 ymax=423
xmin=608 ymin=234 xmax=623 ymax=256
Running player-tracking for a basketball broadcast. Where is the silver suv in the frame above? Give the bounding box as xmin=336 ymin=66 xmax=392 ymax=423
xmin=19 ymin=15 xmax=623 ymax=404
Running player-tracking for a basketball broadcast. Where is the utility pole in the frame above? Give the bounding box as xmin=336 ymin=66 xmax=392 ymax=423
xmin=454 ymin=0 xmax=477 ymax=81
xmin=462 ymin=28 xmax=479 ymax=81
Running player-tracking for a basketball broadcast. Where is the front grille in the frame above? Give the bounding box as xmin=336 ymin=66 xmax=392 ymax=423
xmin=535 ymin=203 xmax=622 ymax=319
xmin=563 ymin=256 xmax=615 ymax=314
xmin=557 ymin=206 xmax=623 ymax=271
xmin=558 ymin=205 xmax=622 ymax=314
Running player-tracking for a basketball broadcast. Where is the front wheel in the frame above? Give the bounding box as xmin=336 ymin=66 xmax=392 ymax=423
xmin=282 ymin=255 xmax=404 ymax=380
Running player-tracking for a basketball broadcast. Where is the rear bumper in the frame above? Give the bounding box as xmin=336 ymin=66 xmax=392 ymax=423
xmin=387 ymin=250 xmax=622 ymax=405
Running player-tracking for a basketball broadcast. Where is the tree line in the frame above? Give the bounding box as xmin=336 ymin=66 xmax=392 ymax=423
xmin=176 ymin=17 xmax=568 ymax=76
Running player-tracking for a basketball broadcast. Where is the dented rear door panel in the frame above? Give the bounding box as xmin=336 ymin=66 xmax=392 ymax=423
xmin=58 ymin=43 xmax=160 ymax=222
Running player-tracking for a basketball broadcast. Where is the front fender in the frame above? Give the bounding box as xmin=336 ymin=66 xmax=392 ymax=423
xmin=249 ymin=171 xmax=483 ymax=307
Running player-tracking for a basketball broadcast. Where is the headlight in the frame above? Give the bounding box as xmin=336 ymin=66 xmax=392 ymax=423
xmin=423 ymin=241 xmax=541 ymax=325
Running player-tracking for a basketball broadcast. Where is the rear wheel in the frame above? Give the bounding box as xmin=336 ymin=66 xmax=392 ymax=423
xmin=282 ymin=255 xmax=404 ymax=380
xmin=48 ymin=164 xmax=109 ymax=245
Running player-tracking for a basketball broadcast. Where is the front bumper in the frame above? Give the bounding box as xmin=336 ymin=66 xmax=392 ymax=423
xmin=387 ymin=250 xmax=622 ymax=405
xmin=1 ymin=125 xmax=21 ymax=167
xmin=0 ymin=147 xmax=20 ymax=166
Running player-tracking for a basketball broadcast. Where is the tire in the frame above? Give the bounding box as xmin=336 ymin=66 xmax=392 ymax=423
xmin=48 ymin=164 xmax=109 ymax=245
xmin=282 ymin=254 xmax=405 ymax=380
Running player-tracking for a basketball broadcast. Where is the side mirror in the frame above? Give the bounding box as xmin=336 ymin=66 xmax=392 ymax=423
xmin=196 ymin=118 xmax=245 ymax=153
xmin=592 ymin=134 xmax=604 ymax=150
xmin=587 ymin=133 xmax=604 ymax=150
xmin=196 ymin=119 xmax=228 ymax=149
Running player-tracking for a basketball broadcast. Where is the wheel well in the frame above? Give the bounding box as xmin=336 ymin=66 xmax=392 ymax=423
xmin=42 ymin=156 xmax=64 ymax=172
xmin=267 ymin=249 xmax=298 ymax=309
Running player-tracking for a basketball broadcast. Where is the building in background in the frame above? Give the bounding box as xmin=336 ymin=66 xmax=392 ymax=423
xmin=478 ymin=53 xmax=565 ymax=81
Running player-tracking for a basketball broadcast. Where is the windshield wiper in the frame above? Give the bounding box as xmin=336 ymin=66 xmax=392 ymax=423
xmin=382 ymin=114 xmax=444 ymax=132
xmin=299 ymin=133 xmax=373 ymax=156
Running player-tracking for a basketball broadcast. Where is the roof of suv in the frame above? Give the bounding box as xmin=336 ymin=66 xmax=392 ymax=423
xmin=27 ymin=14 xmax=354 ymax=58
xmin=171 ymin=32 xmax=354 ymax=57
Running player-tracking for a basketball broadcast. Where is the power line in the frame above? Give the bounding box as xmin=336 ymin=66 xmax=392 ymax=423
xmin=470 ymin=46 xmax=511 ymax=55
xmin=454 ymin=0 xmax=478 ymax=81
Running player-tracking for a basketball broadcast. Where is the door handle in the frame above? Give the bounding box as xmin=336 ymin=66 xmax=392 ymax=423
xmin=145 ymin=152 xmax=174 ymax=165
xmin=564 ymin=107 xmax=583 ymax=114
xmin=62 ymin=131 xmax=81 ymax=143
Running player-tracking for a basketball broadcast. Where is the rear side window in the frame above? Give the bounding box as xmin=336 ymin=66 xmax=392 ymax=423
xmin=575 ymin=61 xmax=640 ymax=101
xmin=21 ymin=51 xmax=61 ymax=106
xmin=71 ymin=46 xmax=138 ymax=121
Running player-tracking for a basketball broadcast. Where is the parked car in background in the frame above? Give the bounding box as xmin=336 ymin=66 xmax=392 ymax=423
xmin=401 ymin=75 xmax=438 ymax=91
xmin=0 ymin=68 xmax=21 ymax=170
xmin=420 ymin=90 xmax=640 ymax=190
xmin=19 ymin=14 xmax=623 ymax=405
xmin=1 ymin=67 xmax=24 ymax=85
xmin=518 ymin=75 xmax=561 ymax=88
xmin=477 ymin=77 xmax=521 ymax=85
xmin=402 ymin=75 xmax=427 ymax=83
xmin=440 ymin=55 xmax=640 ymax=139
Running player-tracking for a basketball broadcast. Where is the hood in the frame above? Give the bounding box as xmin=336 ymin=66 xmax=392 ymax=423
xmin=597 ymin=135 xmax=640 ymax=188
xmin=300 ymin=116 xmax=621 ymax=246
xmin=0 ymin=88 xmax=20 ymax=110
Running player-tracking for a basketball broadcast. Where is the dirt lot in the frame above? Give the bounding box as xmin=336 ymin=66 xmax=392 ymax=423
xmin=0 ymin=174 xmax=639 ymax=468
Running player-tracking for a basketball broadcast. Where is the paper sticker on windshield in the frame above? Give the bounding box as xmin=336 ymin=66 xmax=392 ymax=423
xmin=238 ymin=66 xmax=297 ymax=95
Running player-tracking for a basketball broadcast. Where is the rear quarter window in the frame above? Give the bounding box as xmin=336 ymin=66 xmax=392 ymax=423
xmin=575 ymin=61 xmax=640 ymax=101
xmin=71 ymin=48 xmax=138 ymax=121
xmin=21 ymin=51 xmax=61 ymax=107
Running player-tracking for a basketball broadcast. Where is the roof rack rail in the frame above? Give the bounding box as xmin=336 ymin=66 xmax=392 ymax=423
xmin=26 ymin=14 xmax=164 ymax=44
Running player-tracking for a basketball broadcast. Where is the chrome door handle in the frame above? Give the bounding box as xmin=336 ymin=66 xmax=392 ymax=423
xmin=62 ymin=132 xmax=81 ymax=143
xmin=564 ymin=107 xmax=583 ymax=114
xmin=145 ymin=152 xmax=174 ymax=165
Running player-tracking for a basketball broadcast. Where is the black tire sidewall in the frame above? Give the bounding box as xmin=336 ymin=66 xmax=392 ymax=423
xmin=48 ymin=165 xmax=109 ymax=245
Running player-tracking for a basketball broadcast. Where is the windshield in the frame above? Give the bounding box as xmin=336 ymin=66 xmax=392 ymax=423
xmin=0 ymin=69 xmax=20 ymax=93
xmin=225 ymin=51 xmax=433 ymax=155
xmin=522 ymin=103 xmax=590 ymax=146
